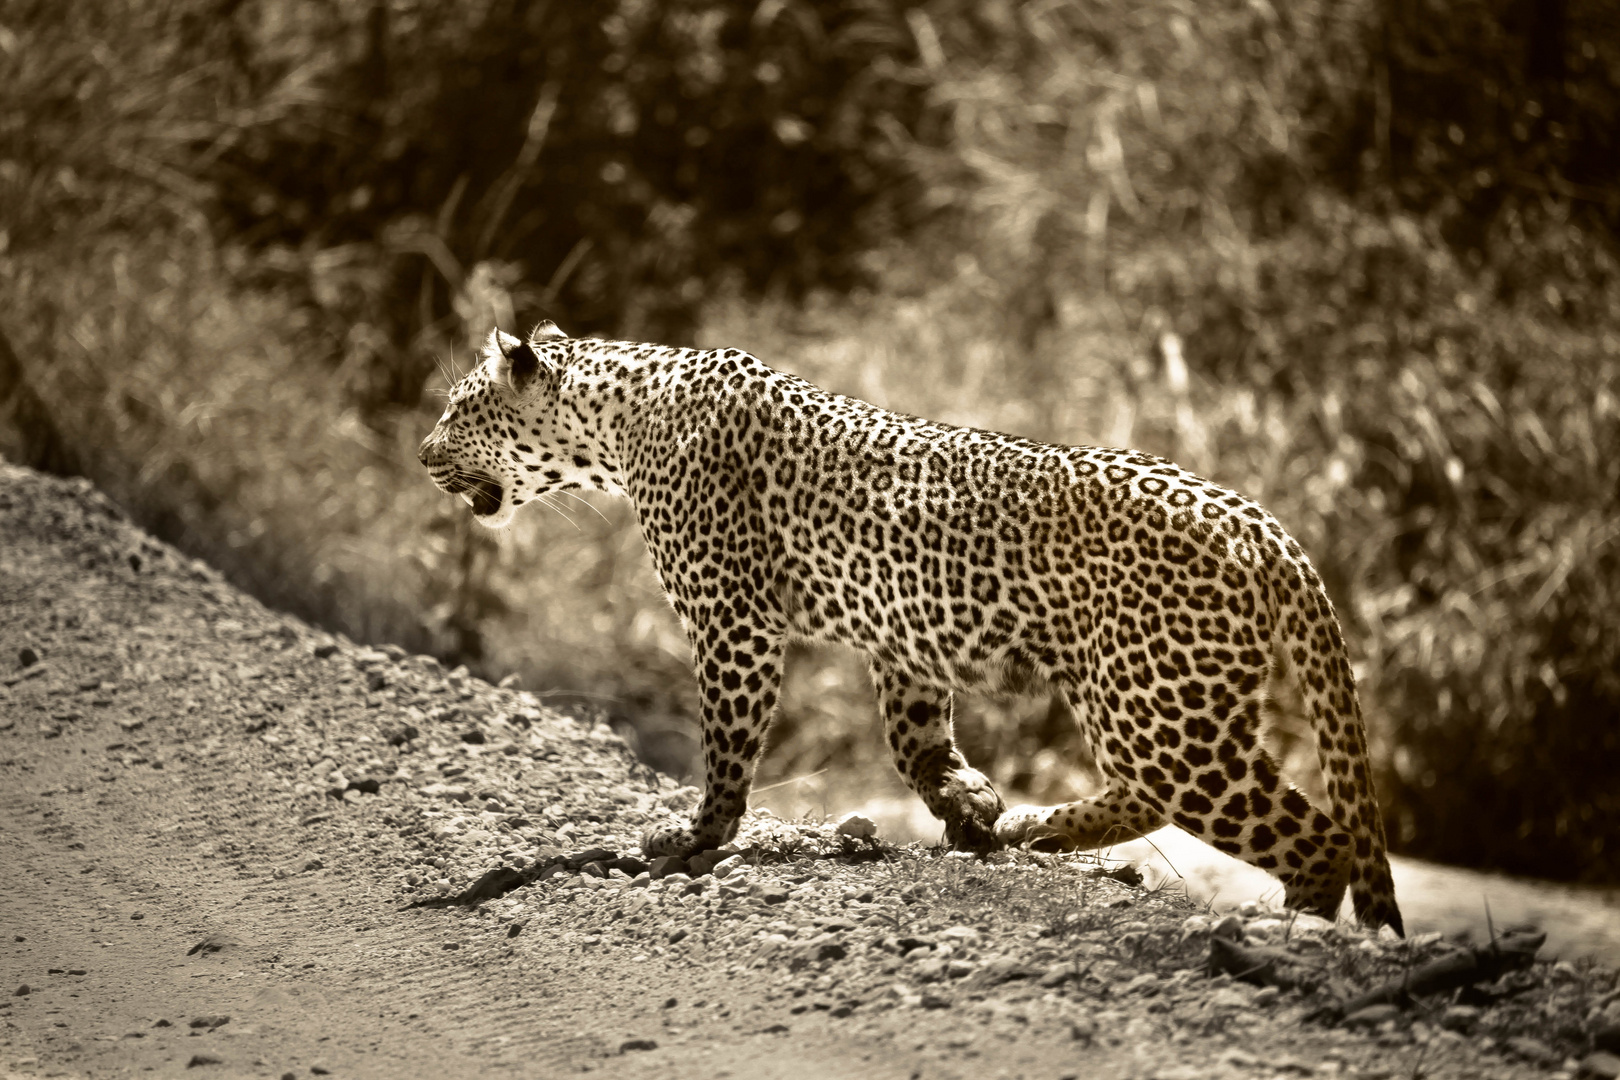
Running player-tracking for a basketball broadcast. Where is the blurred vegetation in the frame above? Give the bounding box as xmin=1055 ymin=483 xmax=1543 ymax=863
xmin=1 ymin=0 xmax=1616 ymax=882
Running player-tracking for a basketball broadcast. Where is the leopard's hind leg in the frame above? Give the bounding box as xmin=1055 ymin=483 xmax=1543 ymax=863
xmin=995 ymin=684 xmax=1167 ymax=852
xmin=994 ymin=682 xmax=1358 ymax=921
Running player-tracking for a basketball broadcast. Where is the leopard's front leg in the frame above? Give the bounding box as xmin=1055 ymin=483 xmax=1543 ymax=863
xmin=643 ymin=628 xmax=787 ymax=858
xmin=870 ymin=658 xmax=1006 ymax=853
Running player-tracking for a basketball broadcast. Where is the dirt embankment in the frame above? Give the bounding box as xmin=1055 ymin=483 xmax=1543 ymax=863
xmin=2 ymin=461 xmax=1616 ymax=1080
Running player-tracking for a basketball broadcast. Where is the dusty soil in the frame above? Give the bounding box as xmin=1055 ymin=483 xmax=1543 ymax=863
xmin=2 ymin=461 xmax=1617 ymax=1080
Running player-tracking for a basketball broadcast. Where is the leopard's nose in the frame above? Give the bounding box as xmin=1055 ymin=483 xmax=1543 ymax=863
xmin=417 ymin=436 xmax=441 ymax=468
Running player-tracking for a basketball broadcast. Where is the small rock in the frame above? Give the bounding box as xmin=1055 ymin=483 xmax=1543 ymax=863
xmin=749 ymin=882 xmax=790 ymax=905
xmin=619 ymin=1038 xmax=658 ymax=1053
xmin=1238 ymin=900 xmax=1263 ymax=918
xmin=186 ymin=1054 xmax=223 ymax=1068
xmin=460 ymin=729 xmax=486 ymax=744
xmin=1342 ymin=1004 xmax=1400 ymax=1029
xmin=668 ymin=929 xmax=689 ymax=945
xmin=790 ymin=935 xmax=848 ymax=965
xmin=711 ymin=854 xmax=745 ymax=879
xmin=460 ymin=866 xmax=524 ymax=903
xmin=685 ymin=854 xmax=716 ymax=876
xmin=310 ymin=1063 xmax=332 ymax=1075
xmin=607 ymin=857 xmax=650 ymax=878
xmin=326 ymin=771 xmax=349 ymax=792
xmin=1212 ymin=914 xmax=1244 ymax=942
xmin=188 ymin=1015 xmax=230 ymax=1029
xmin=580 ymin=861 xmax=607 ymax=879
xmin=1037 ymin=962 xmax=1079 ymax=988
xmin=1252 ymin=986 xmax=1280 ymax=1007
xmin=313 ymin=643 xmax=338 ymax=659
xmin=18 ymin=646 xmax=40 ymax=667
xmin=648 ymin=856 xmax=687 ymax=879
xmin=1179 ymin=915 xmax=1214 ymax=942
xmin=564 ymin=847 xmax=618 ymax=871
xmin=834 ymin=812 xmax=877 ymax=839
xmin=1439 ymin=1005 xmax=1480 ymax=1033
xmin=154 ymin=1018 xmax=172 ymax=1027
xmin=14 ymin=983 xmax=29 ymax=995
xmin=1207 ymin=987 xmax=1254 ymax=1010
xmin=1505 ymin=1036 xmax=1559 ymax=1066
xmin=918 ymin=992 xmax=952 ymax=1010
xmin=1580 ymin=1051 xmax=1620 ymax=1079
xmin=1595 ymin=1021 xmax=1620 ymax=1054
xmin=1123 ymin=972 xmax=1160 ymax=996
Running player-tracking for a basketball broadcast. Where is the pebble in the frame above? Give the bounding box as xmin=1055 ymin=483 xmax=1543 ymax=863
xmin=834 ymin=812 xmax=877 ymax=838
xmin=1506 ymin=1036 xmax=1559 ymax=1066
xmin=1581 ymin=1051 xmax=1620 ymax=1079
xmin=750 ymin=882 xmax=790 ymax=905
xmin=1037 ymin=962 xmax=1080 ymax=988
xmin=1342 ymin=1004 xmax=1400 ymax=1029
xmin=1440 ymin=1004 xmax=1480 ymax=1032
xmin=1207 ymin=987 xmax=1253 ymax=1010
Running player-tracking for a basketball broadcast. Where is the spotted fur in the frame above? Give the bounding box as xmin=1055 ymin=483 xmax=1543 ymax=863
xmin=418 ymin=326 xmax=1403 ymax=934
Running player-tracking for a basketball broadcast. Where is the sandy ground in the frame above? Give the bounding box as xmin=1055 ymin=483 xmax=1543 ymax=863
xmin=2 ymin=462 xmax=1614 ymax=1080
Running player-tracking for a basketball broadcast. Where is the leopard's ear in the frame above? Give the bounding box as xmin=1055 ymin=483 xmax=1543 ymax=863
xmin=488 ymin=328 xmax=545 ymax=395
xmin=531 ymin=320 xmax=567 ymax=342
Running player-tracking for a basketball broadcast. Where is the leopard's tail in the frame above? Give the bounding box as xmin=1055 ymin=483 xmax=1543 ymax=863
xmin=1280 ymin=555 xmax=1404 ymax=937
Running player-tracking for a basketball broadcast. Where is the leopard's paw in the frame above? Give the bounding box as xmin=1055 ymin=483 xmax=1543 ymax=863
xmin=940 ymin=767 xmax=1006 ymax=854
xmin=994 ymin=804 xmax=1062 ymax=848
xmin=642 ymin=820 xmax=701 ymax=859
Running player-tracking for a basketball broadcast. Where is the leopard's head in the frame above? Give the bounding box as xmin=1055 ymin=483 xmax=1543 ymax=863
xmin=417 ymin=321 xmax=570 ymax=529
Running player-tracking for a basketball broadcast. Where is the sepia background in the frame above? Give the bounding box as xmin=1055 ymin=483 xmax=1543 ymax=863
xmin=1 ymin=0 xmax=1616 ymax=891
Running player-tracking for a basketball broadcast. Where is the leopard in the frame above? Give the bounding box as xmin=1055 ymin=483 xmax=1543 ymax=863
xmin=418 ymin=323 xmax=1404 ymax=934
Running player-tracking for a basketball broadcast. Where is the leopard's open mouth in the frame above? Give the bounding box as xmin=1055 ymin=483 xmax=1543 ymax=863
xmin=441 ymin=473 xmax=504 ymax=518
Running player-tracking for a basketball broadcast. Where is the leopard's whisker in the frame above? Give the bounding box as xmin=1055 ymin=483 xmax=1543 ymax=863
xmin=554 ymin=488 xmax=611 ymax=526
